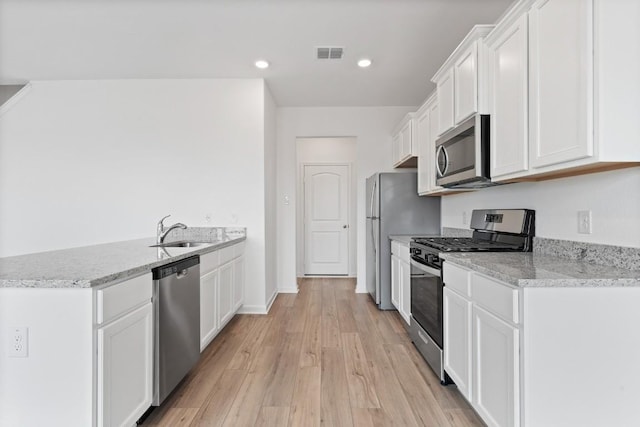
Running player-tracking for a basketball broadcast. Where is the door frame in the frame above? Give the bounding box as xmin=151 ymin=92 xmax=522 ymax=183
xmin=300 ymin=162 xmax=352 ymax=276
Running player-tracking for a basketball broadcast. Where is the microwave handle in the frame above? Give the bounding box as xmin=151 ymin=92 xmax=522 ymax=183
xmin=436 ymin=145 xmax=449 ymax=177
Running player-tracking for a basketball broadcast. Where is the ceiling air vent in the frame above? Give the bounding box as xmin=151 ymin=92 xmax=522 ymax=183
xmin=317 ymin=47 xmax=344 ymax=60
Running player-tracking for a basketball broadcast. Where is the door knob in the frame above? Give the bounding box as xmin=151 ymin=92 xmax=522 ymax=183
xmin=343 ymin=225 xmax=349 ymax=229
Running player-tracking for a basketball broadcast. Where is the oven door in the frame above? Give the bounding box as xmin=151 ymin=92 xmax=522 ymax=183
xmin=410 ymin=258 xmax=443 ymax=348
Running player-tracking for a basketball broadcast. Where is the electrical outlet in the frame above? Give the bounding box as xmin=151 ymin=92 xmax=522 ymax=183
xmin=205 ymin=213 xmax=212 ymax=223
xmin=8 ymin=326 xmax=28 ymax=358
xmin=578 ymin=210 xmax=592 ymax=234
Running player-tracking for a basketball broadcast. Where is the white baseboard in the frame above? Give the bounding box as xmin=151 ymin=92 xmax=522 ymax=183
xmin=266 ymin=289 xmax=278 ymax=312
xmin=238 ymin=288 xmax=279 ymax=315
xmin=278 ymin=286 xmax=299 ymax=293
xmin=237 ymin=304 xmax=268 ymax=315
xmin=355 ymin=286 xmax=368 ymax=294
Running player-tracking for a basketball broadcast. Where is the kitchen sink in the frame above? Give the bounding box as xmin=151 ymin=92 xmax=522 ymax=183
xmin=150 ymin=241 xmax=209 ymax=248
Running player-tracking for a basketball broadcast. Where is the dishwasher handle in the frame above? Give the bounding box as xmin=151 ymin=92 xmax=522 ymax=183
xmin=152 ymin=255 xmax=200 ymax=280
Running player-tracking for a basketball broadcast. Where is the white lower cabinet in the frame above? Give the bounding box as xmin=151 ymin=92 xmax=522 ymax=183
xmin=472 ymin=305 xmax=520 ymax=427
xmin=444 ymin=262 xmax=519 ymax=427
xmin=200 ymin=269 xmax=219 ymax=350
xmin=391 ymin=253 xmax=400 ymax=309
xmin=218 ymin=261 xmax=234 ymax=327
xmin=390 ymin=239 xmax=411 ymax=325
xmin=199 ymin=241 xmax=246 ymax=352
xmin=443 ymin=287 xmax=472 ymax=401
xmin=97 ymin=303 xmax=153 ymax=427
xmin=398 ymin=259 xmax=411 ymax=324
xmin=232 ymin=255 xmax=245 ymax=312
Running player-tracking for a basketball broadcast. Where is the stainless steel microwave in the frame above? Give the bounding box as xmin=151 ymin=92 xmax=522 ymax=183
xmin=435 ymin=114 xmax=496 ymax=189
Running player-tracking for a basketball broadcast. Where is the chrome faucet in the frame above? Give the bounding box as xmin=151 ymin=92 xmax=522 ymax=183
xmin=157 ymin=215 xmax=187 ymax=244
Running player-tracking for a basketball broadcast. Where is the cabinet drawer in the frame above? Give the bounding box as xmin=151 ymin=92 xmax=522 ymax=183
xmin=219 ymin=246 xmax=234 ymax=265
xmin=200 ymin=250 xmax=220 ymax=275
xmin=96 ymin=273 xmax=152 ymax=324
xmin=472 ymin=273 xmax=519 ymax=324
xmin=443 ymin=262 xmax=471 ymax=297
xmin=233 ymin=241 xmax=246 ymax=258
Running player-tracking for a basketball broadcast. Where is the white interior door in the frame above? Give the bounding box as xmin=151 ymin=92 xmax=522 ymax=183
xmin=304 ymin=164 xmax=349 ymax=275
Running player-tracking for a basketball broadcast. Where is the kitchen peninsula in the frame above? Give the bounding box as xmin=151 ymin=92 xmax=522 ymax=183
xmin=0 ymin=227 xmax=246 ymax=427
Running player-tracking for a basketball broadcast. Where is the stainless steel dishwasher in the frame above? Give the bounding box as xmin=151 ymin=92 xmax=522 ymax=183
xmin=152 ymin=255 xmax=200 ymax=406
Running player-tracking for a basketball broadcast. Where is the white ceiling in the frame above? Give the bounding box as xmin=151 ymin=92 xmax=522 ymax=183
xmin=0 ymin=0 xmax=513 ymax=107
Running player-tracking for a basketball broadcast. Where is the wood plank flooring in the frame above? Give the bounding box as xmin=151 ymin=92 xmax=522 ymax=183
xmin=142 ymin=278 xmax=484 ymax=427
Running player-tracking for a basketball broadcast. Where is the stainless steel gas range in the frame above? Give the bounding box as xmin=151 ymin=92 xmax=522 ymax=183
xmin=409 ymin=209 xmax=535 ymax=384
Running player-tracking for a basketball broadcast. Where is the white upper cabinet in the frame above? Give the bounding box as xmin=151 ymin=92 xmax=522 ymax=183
xmin=432 ymin=25 xmax=494 ymax=136
xmin=436 ymin=68 xmax=455 ymax=135
xmin=392 ymin=113 xmax=418 ymax=168
xmin=487 ymin=6 xmax=530 ymax=180
xmin=486 ymin=0 xmax=640 ymax=182
xmin=529 ymin=0 xmax=593 ymax=169
xmin=416 ymin=94 xmax=461 ymax=196
xmin=416 ymin=102 xmax=431 ymax=194
xmin=454 ymin=42 xmax=479 ymax=124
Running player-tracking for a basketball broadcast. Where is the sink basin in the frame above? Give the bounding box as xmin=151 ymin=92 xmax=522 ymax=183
xmin=150 ymin=241 xmax=209 ymax=248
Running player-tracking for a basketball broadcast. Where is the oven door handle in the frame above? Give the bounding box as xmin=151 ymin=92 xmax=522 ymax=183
xmin=410 ymin=259 xmax=441 ymax=277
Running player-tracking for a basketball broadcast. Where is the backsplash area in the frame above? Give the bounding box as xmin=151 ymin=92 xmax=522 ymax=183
xmin=164 ymin=227 xmax=246 ymax=243
xmin=534 ymin=237 xmax=640 ymax=272
xmin=442 ymin=227 xmax=473 ymax=238
xmin=441 ymin=167 xmax=640 ymax=248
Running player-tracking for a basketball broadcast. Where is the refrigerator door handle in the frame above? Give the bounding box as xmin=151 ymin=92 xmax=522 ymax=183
xmin=371 ymin=220 xmax=377 ymax=256
xmin=369 ymin=178 xmax=377 ymax=219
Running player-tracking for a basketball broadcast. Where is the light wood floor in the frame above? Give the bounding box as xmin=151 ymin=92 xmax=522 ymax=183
xmin=142 ymin=278 xmax=484 ymax=426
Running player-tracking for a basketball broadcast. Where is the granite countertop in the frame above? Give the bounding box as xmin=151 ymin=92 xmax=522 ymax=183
xmin=441 ymin=252 xmax=640 ymax=288
xmin=388 ymin=235 xmax=432 ymax=245
xmin=388 ymin=228 xmax=474 ymax=246
xmin=0 ymin=232 xmax=246 ymax=289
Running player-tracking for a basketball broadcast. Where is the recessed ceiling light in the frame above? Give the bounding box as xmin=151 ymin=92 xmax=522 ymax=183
xmin=358 ymin=58 xmax=372 ymax=68
xmin=255 ymin=60 xmax=269 ymax=69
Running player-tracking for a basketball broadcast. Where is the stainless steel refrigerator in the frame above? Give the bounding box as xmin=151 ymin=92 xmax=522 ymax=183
xmin=366 ymin=172 xmax=440 ymax=309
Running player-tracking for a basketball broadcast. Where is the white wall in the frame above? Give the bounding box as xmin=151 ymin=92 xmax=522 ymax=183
xmin=442 ymin=167 xmax=640 ymax=247
xmin=296 ymin=137 xmax=357 ymax=277
xmin=276 ymin=106 xmax=415 ymax=293
xmin=263 ymin=85 xmax=278 ymax=308
xmin=0 ymin=79 xmax=272 ymax=311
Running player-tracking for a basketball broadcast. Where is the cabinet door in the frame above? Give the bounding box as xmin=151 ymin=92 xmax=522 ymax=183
xmin=400 ymin=120 xmax=412 ymax=161
xmin=444 ymin=288 xmax=473 ymax=401
xmin=428 ymin=102 xmax=444 ymax=192
xmin=200 ymin=269 xmax=219 ymax=351
xmin=472 ymin=305 xmax=520 ymax=427
xmin=97 ymin=303 xmax=153 ymax=427
xmin=489 ymin=14 xmax=529 ymax=179
xmin=437 ymin=68 xmax=455 ymax=135
xmin=232 ymin=255 xmax=245 ymax=311
xmin=399 ymin=259 xmax=411 ymax=325
xmin=218 ymin=262 xmax=234 ymax=328
xmin=392 ymin=132 xmax=401 ymax=165
xmin=454 ymin=42 xmax=478 ymax=124
xmin=416 ymin=107 xmax=431 ymax=194
xmin=391 ymin=255 xmax=400 ymax=310
xmin=529 ymin=0 xmax=593 ymax=168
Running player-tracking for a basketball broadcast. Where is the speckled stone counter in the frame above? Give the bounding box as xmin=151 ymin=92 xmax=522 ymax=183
xmin=0 ymin=229 xmax=246 ymax=289
xmin=388 ymin=228 xmax=471 ymax=246
xmin=441 ymin=252 xmax=640 ymax=288
xmin=388 ymin=235 xmax=419 ymax=245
